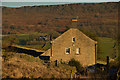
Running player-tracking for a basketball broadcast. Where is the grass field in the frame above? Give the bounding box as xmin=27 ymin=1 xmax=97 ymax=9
xmin=97 ymin=37 xmax=117 ymax=60
xmin=2 ymin=32 xmax=50 ymax=50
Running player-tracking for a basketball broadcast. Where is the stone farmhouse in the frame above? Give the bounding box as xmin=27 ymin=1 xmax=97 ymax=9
xmin=41 ymin=28 xmax=97 ymax=67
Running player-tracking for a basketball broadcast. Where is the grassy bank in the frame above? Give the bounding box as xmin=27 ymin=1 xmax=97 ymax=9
xmin=97 ymin=37 xmax=116 ymax=60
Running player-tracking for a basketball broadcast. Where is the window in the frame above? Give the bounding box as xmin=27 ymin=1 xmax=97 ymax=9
xmin=65 ymin=48 xmax=70 ymax=54
xmin=76 ymin=48 xmax=80 ymax=54
xmin=72 ymin=37 xmax=75 ymax=42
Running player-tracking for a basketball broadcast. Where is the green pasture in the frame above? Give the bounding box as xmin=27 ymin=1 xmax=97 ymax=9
xmin=97 ymin=37 xmax=117 ymax=60
xmin=2 ymin=32 xmax=50 ymax=50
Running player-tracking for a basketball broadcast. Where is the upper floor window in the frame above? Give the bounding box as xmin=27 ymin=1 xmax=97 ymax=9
xmin=76 ymin=48 xmax=80 ymax=54
xmin=72 ymin=37 xmax=75 ymax=42
xmin=65 ymin=48 xmax=70 ymax=54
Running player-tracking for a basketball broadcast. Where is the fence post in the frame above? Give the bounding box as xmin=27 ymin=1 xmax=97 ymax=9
xmin=70 ymin=70 xmax=73 ymax=79
xmin=107 ymin=56 xmax=109 ymax=73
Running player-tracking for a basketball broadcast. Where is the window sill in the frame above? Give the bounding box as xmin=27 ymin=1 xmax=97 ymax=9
xmin=65 ymin=53 xmax=70 ymax=54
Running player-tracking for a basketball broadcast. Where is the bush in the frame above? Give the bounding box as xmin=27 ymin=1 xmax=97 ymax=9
xmin=51 ymin=74 xmax=55 ymax=79
xmin=68 ymin=58 xmax=84 ymax=74
xmin=109 ymin=61 xmax=120 ymax=69
xmin=94 ymin=14 xmax=98 ymax=18
xmin=10 ymin=25 xmax=15 ymax=29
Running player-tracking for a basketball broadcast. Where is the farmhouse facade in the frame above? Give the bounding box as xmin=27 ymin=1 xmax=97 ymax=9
xmin=41 ymin=28 xmax=97 ymax=67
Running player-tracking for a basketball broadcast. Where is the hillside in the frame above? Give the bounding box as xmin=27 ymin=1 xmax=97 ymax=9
xmin=2 ymin=2 xmax=120 ymax=79
xmin=2 ymin=50 xmax=76 ymax=78
xmin=2 ymin=2 xmax=118 ymax=38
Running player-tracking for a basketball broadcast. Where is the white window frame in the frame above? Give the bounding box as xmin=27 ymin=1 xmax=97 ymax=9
xmin=76 ymin=48 xmax=80 ymax=54
xmin=65 ymin=48 xmax=70 ymax=54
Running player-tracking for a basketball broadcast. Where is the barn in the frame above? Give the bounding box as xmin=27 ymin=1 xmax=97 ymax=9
xmin=40 ymin=28 xmax=97 ymax=67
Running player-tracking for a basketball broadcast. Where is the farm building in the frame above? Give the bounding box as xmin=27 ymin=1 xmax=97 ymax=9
xmin=40 ymin=28 xmax=97 ymax=67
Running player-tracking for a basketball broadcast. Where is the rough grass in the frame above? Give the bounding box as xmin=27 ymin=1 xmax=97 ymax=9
xmin=16 ymin=53 xmax=41 ymax=62
xmin=97 ymin=37 xmax=116 ymax=60
xmin=2 ymin=32 xmax=47 ymax=37
xmin=2 ymin=50 xmax=76 ymax=78
xmin=2 ymin=50 xmax=42 ymax=62
xmin=17 ymin=32 xmax=47 ymax=40
xmin=23 ymin=42 xmax=51 ymax=51
xmin=97 ymin=60 xmax=107 ymax=65
xmin=24 ymin=45 xmax=44 ymax=50
xmin=58 ymin=63 xmax=76 ymax=73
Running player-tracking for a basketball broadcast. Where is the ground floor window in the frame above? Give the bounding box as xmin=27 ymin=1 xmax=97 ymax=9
xmin=65 ymin=48 xmax=70 ymax=54
xmin=76 ymin=48 xmax=80 ymax=54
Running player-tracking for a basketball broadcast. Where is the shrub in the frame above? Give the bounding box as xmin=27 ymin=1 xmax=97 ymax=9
xmin=68 ymin=58 xmax=84 ymax=74
xmin=94 ymin=14 xmax=98 ymax=18
xmin=2 ymin=35 xmax=19 ymax=48
xmin=51 ymin=74 xmax=55 ymax=79
xmin=10 ymin=25 xmax=15 ymax=29
xmin=109 ymin=61 xmax=120 ymax=69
